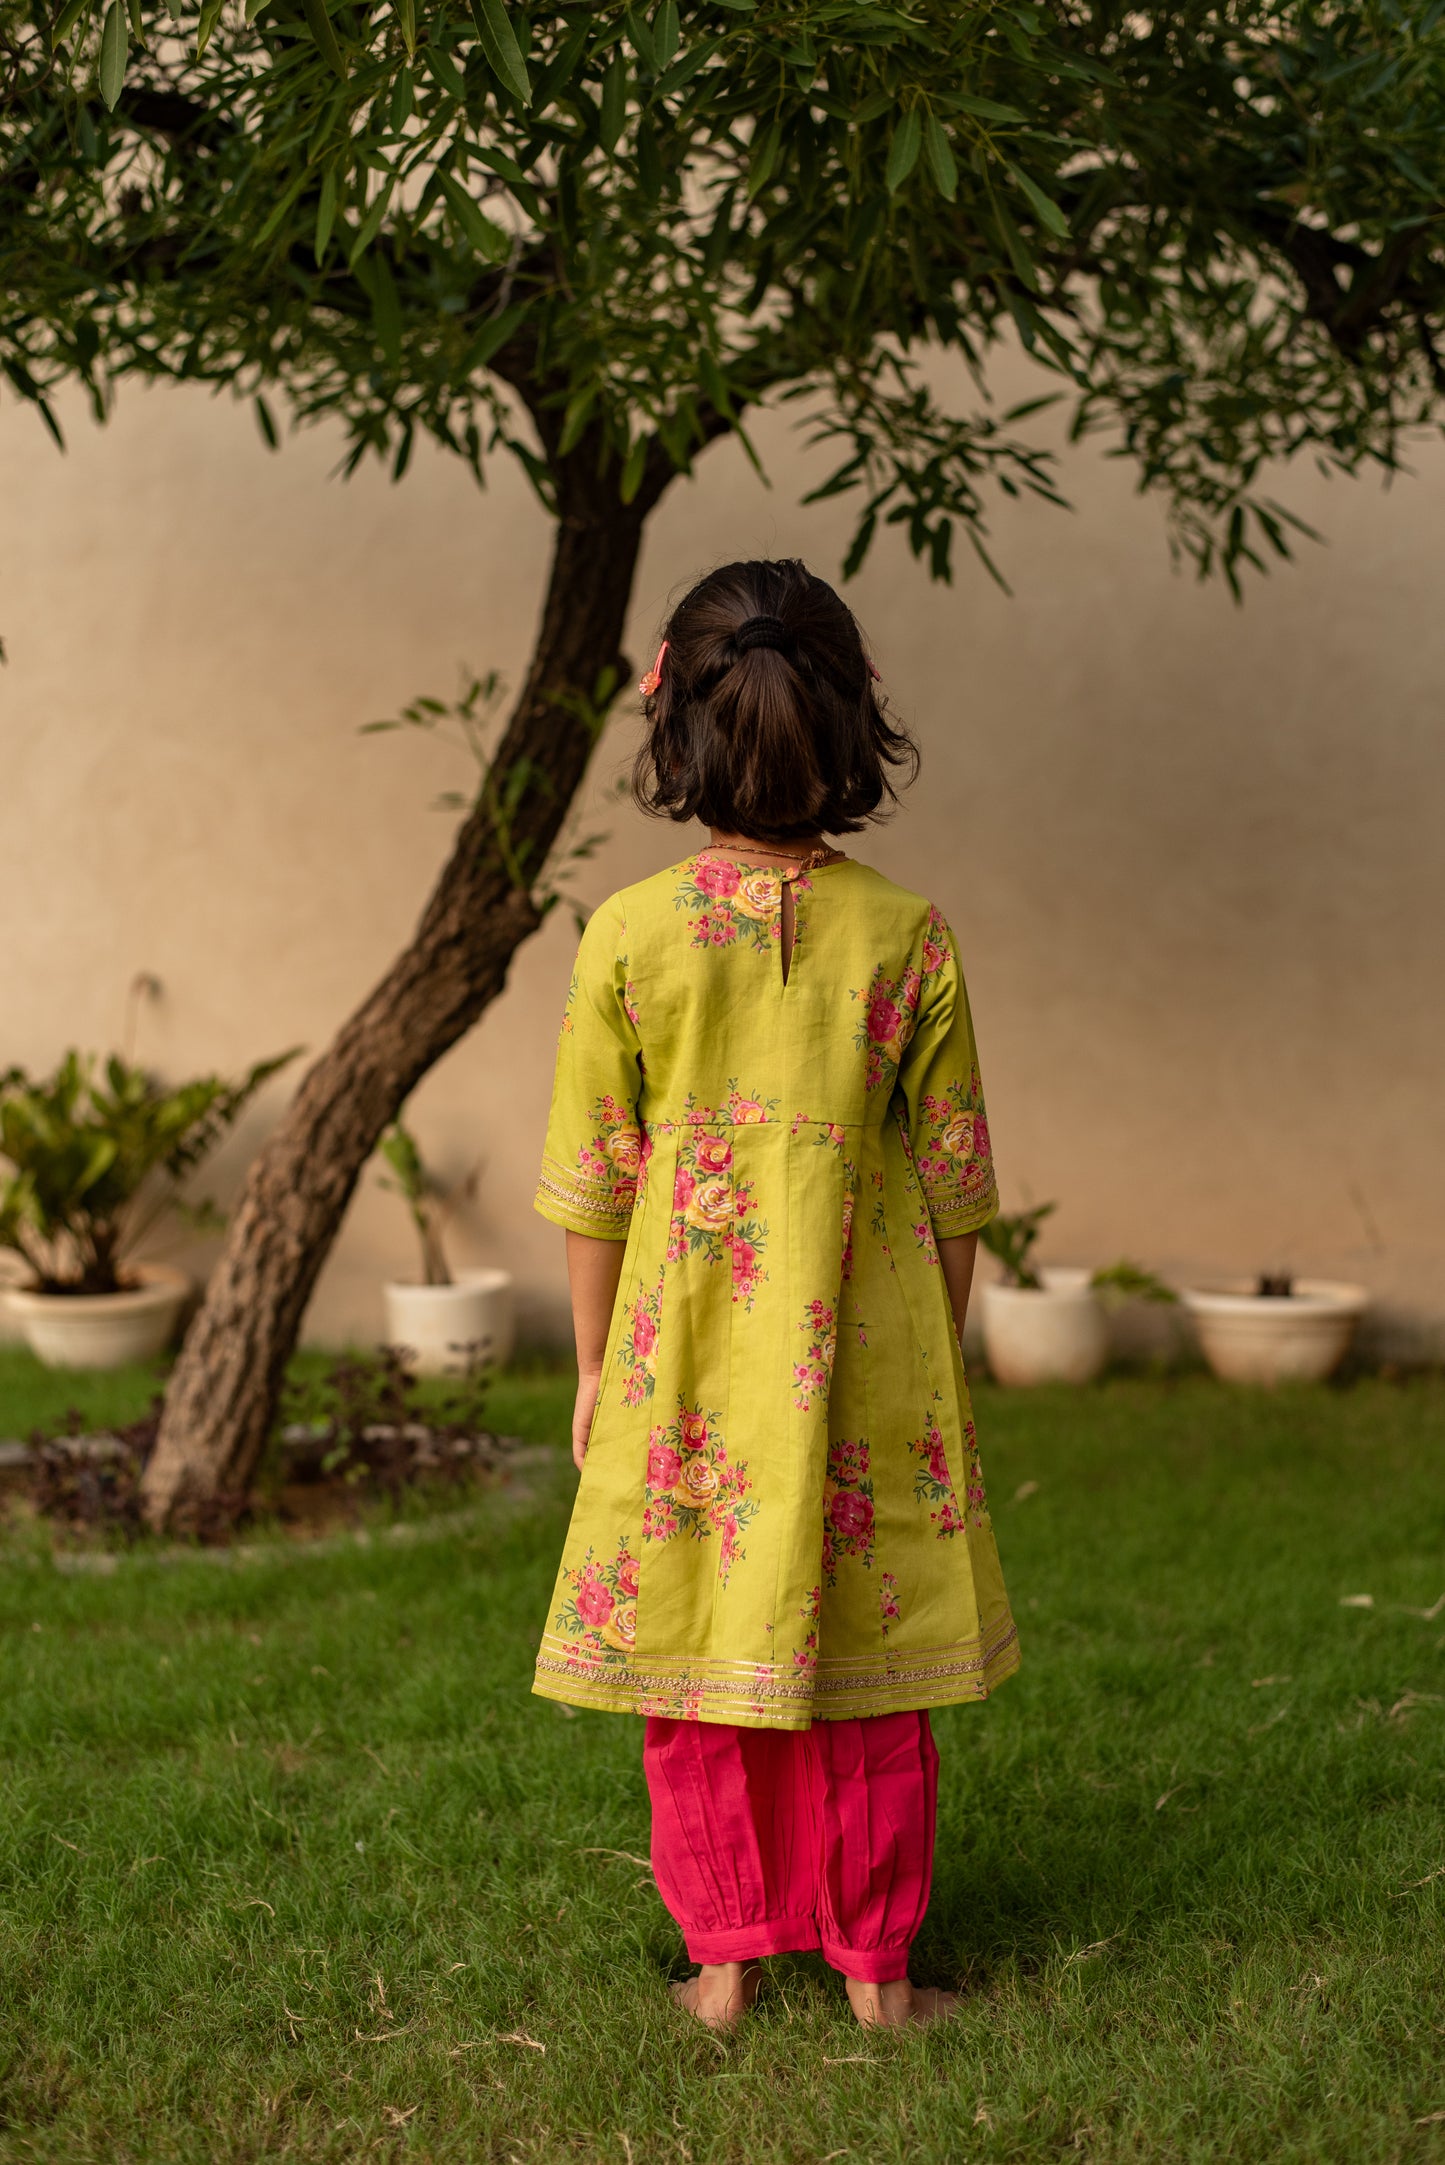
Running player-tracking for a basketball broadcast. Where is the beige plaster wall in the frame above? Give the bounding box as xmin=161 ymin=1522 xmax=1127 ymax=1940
xmin=3 ymin=356 xmax=1442 ymax=1360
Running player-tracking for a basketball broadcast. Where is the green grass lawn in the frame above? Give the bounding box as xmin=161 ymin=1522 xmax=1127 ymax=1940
xmin=3 ymin=1367 xmax=1444 ymax=2164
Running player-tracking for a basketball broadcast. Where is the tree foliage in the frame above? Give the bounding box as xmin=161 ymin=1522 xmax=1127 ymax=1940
xmin=4 ymin=0 xmax=1445 ymax=593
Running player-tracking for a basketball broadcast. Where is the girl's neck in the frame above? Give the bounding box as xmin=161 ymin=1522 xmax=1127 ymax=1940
xmin=706 ymin=828 xmax=831 ymax=864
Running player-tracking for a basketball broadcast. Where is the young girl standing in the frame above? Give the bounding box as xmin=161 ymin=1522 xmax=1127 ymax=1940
xmin=532 ymin=558 xmax=1018 ymax=2029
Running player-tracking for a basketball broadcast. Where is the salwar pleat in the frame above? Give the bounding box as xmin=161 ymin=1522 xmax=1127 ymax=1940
xmin=644 ymin=1710 xmax=937 ymax=1984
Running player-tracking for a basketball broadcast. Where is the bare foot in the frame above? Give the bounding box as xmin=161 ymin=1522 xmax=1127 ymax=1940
xmin=846 ymin=1976 xmax=960 ymax=2027
xmin=670 ymin=1962 xmax=761 ymax=2030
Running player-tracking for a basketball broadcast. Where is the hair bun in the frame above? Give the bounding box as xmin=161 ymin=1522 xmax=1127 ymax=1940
xmin=733 ymin=614 xmax=793 ymax=656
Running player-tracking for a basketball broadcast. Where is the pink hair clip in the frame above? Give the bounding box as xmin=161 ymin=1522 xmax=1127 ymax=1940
xmin=867 ymin=658 xmax=882 ymax=680
xmin=639 ymin=640 xmax=668 ymax=699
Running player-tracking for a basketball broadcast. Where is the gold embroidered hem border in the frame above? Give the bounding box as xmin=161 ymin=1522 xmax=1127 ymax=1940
xmin=531 ymin=1610 xmax=1020 ymax=1729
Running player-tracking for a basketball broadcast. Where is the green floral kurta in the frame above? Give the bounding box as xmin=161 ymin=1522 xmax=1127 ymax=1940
xmin=532 ymin=852 xmax=1018 ymax=1729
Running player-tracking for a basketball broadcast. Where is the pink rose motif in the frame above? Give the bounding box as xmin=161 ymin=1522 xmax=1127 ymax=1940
xmin=829 ymin=1490 xmax=873 ymax=1542
xmin=693 ymin=858 xmax=740 ymax=897
xmin=575 ymin=1575 xmax=615 ymax=1629
xmin=927 ymin=1436 xmax=950 ymax=1485
xmin=679 ymin=1411 xmax=709 ymax=1451
xmin=867 ymin=995 xmax=902 ymax=1045
xmin=672 ymin=1164 xmax=697 ymax=1209
xmin=731 ymin=1238 xmax=757 ymax=1285
xmin=617 ymin=1553 xmax=641 ymax=1597
xmin=693 ymin=1134 xmax=733 ymax=1175
xmin=647 ymin=1442 xmax=682 ymax=1490
xmin=632 ymin=1308 xmax=657 ymax=1358
xmin=973 ymin=1113 xmax=990 ymax=1161
xmin=731 ymin=1097 xmax=765 ymax=1124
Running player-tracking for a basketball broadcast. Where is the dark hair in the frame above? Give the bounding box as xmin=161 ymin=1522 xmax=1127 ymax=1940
xmin=631 ymin=558 xmax=919 ymax=845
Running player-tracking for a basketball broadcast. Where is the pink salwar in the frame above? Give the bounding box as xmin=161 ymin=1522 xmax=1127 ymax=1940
xmin=644 ymin=1710 xmax=939 ymax=1984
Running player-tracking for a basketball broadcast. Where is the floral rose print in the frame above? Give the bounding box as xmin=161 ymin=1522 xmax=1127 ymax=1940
xmin=907 ymin=1408 xmax=964 ymax=1537
xmin=666 ymin=1130 xmax=770 ymax=1311
xmin=575 ymin=1091 xmax=644 ymax=1211
xmin=822 ymin=1436 xmax=875 ymax=1585
xmin=914 ymin=1068 xmax=995 ymax=1228
xmin=554 ymin=1535 xmax=641 ymax=1659
xmin=792 ymin=1584 xmax=822 ymax=1674
xmin=617 ymin=1270 xmax=663 ymax=1407
xmin=962 ymin=1417 xmax=989 ymax=1527
xmin=879 ymin=1570 xmax=901 ymax=1639
xmin=921 ymin=904 xmax=951 ymax=979
xmin=851 ymin=963 xmax=922 ymax=1091
xmin=792 ymin=1299 xmax=838 ymax=1411
xmin=641 ymin=1401 xmax=758 ymax=1584
xmin=676 ymin=858 xmax=785 ymax=955
xmin=728 ymin=1079 xmax=778 ymax=1125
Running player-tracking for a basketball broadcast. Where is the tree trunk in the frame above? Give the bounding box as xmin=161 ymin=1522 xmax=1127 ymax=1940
xmin=140 ymin=463 xmax=654 ymax=1528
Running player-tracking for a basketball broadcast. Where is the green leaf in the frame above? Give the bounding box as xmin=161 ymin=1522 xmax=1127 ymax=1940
xmin=459 ymin=298 xmax=532 ymax=372
xmin=1006 ymin=160 xmax=1069 ymax=236
xmin=371 ymin=254 xmax=402 ymax=368
xmin=348 ymin=179 xmax=395 ymax=268
xmin=636 ymin=115 xmax=662 ymax=200
xmin=600 ymin=50 xmax=627 ymax=150
xmin=747 ymin=118 xmax=780 ymax=197
xmin=619 ymin=434 xmax=648 ymax=504
xmin=195 ymin=0 xmax=224 ymax=56
xmin=254 ymin=396 xmax=279 ymax=449
xmin=557 ymin=385 xmax=596 ymax=456
xmin=392 ymin=0 xmax=415 ymax=58
xmin=652 ymin=0 xmax=679 ymax=70
xmin=469 ymin=0 xmax=530 ymax=105
xmin=923 ymin=112 xmax=956 ymax=200
xmin=302 ymin=0 xmax=346 ymax=78
xmin=947 ymin=92 xmax=1025 ymax=123
xmin=52 ymin=0 xmax=93 ymax=44
xmin=426 ymin=42 xmax=468 ymax=100
xmin=97 ymin=0 xmax=127 ymax=110
xmin=437 ymin=170 xmax=509 ymax=260
xmin=388 ymin=64 xmax=414 ymax=130
xmin=125 ymin=0 xmax=141 ymax=38
xmin=314 ymin=167 xmax=338 ymax=262
xmin=886 ymin=106 xmax=922 ymax=193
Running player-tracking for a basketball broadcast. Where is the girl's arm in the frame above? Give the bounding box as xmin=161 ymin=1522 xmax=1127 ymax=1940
xmin=566 ymin=1229 xmax=628 ymax=1470
xmin=938 ymin=1231 xmax=979 ymax=1346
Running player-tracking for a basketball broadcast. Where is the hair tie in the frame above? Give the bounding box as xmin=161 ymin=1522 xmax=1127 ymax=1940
xmin=734 ymin=614 xmax=792 ymax=656
xmin=639 ymin=640 xmax=668 ymax=699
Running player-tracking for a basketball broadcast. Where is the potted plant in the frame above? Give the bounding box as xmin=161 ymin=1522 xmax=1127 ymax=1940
xmin=378 ymin=1120 xmax=514 ymax=1376
xmin=978 ymin=1205 xmax=1111 ymax=1386
xmin=0 ymin=1047 xmax=297 ymax=1369
xmin=1181 ymin=1271 xmax=1368 ymax=1384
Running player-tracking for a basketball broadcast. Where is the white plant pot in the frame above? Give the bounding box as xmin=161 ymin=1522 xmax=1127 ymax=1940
xmin=981 ymin=1266 xmax=1109 ymax=1386
xmin=1181 ymin=1279 xmax=1368 ymax=1385
xmin=383 ymin=1268 xmax=515 ymax=1377
xmin=3 ymin=1263 xmax=191 ymax=1371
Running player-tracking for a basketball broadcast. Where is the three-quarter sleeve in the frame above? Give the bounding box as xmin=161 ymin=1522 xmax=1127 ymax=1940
xmin=533 ymin=895 xmax=643 ymax=1238
xmin=895 ymin=907 xmax=999 ymax=1238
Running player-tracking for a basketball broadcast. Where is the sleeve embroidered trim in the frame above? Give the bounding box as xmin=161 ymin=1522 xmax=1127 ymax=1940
xmin=921 ymin=1162 xmax=999 ymax=1239
xmin=534 ymin=1159 xmax=635 ymax=1235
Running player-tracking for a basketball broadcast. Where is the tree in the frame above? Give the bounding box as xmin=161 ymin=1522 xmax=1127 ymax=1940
xmin=3 ymin=0 xmax=1442 ymax=1522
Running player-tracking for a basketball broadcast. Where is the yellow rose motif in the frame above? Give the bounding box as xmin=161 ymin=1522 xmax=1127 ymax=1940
xmin=685 ymin=1178 xmax=732 ymax=1231
xmin=733 ymin=871 xmax=783 ymax=920
xmin=679 ymin=1458 xmax=720 ymax=1507
xmin=601 ymin=1603 xmax=638 ymax=1652
xmin=731 ymin=1098 xmax=766 ymax=1124
xmin=942 ymin=1113 xmax=976 ymax=1158
xmin=606 ymin=1126 xmax=643 ymax=1175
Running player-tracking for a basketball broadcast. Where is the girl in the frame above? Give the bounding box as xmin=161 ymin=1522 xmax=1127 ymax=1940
xmin=532 ymin=558 xmax=1018 ymax=2029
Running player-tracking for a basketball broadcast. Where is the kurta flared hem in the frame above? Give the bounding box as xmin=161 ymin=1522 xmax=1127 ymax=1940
xmin=532 ymin=1606 xmax=1020 ymax=1728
